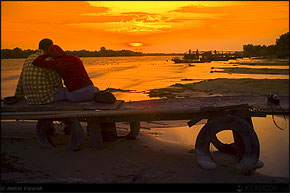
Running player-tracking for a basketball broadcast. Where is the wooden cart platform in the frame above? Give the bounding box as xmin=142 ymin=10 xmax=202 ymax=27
xmin=1 ymin=96 xmax=289 ymax=173
xmin=2 ymin=96 xmax=288 ymax=120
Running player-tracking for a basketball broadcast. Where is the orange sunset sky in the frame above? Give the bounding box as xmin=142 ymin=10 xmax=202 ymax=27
xmin=1 ymin=1 xmax=289 ymax=53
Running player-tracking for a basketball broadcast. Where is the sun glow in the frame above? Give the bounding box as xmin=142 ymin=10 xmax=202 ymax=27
xmin=129 ymin=42 xmax=143 ymax=47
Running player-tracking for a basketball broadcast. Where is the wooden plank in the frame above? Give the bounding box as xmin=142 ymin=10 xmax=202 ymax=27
xmin=2 ymin=96 xmax=288 ymax=113
xmin=1 ymin=100 xmax=124 ymax=112
xmin=1 ymin=96 xmax=288 ymax=121
xmin=1 ymin=108 xmax=200 ymax=120
xmin=0 ymin=106 xmax=257 ymax=122
xmin=200 ymin=104 xmax=250 ymax=112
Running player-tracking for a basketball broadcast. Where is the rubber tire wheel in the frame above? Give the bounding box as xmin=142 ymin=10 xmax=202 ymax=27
xmin=195 ymin=115 xmax=260 ymax=172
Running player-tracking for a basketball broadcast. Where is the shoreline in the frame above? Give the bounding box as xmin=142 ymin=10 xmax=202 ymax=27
xmin=1 ymin=120 xmax=289 ymax=184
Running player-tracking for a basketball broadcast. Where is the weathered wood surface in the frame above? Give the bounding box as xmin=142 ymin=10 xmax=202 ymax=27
xmin=1 ymin=99 xmax=124 ymax=112
xmin=1 ymin=96 xmax=289 ymax=121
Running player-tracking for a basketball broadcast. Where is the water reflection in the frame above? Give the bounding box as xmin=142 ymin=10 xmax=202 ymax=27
xmin=1 ymin=56 xmax=288 ymax=100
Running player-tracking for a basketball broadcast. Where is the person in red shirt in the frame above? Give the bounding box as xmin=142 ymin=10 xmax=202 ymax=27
xmin=33 ymin=45 xmax=99 ymax=102
xmin=33 ymin=45 xmax=120 ymax=142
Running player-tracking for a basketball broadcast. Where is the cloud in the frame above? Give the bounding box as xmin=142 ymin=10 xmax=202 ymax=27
xmin=2 ymin=1 xmax=288 ymax=52
xmin=172 ymin=5 xmax=226 ymax=13
xmin=121 ymin=12 xmax=162 ymax=23
xmin=70 ymin=20 xmax=172 ymax=33
xmin=2 ymin=1 xmax=110 ymax=24
xmin=171 ymin=1 xmax=245 ymax=13
xmin=121 ymin=12 xmax=156 ymax=16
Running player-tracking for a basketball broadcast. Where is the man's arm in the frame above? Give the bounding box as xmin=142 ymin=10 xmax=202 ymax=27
xmin=33 ymin=54 xmax=64 ymax=88
xmin=32 ymin=54 xmax=62 ymax=70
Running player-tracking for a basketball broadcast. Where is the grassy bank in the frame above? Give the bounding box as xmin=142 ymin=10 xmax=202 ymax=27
xmin=211 ymin=67 xmax=289 ymax=75
xmin=149 ymin=78 xmax=289 ymax=98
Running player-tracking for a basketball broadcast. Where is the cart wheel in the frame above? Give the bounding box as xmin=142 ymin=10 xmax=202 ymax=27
xmin=195 ymin=115 xmax=260 ymax=172
xmin=210 ymin=117 xmax=254 ymax=159
xmin=211 ymin=133 xmax=237 ymax=155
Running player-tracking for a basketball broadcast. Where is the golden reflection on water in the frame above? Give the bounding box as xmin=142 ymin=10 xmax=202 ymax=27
xmin=1 ymin=56 xmax=289 ymax=100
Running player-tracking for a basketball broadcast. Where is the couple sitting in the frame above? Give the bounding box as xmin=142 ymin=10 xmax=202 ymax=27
xmin=33 ymin=43 xmax=116 ymax=104
xmin=14 ymin=38 xmax=117 ymax=151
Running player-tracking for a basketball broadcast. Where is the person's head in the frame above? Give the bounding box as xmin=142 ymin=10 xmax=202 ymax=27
xmin=48 ymin=45 xmax=66 ymax=59
xmin=39 ymin=38 xmax=53 ymax=53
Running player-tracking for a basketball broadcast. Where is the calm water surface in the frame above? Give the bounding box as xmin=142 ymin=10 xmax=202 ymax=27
xmin=1 ymin=56 xmax=289 ymax=178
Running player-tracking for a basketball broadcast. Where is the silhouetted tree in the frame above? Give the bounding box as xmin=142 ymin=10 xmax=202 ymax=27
xmin=243 ymin=32 xmax=289 ymax=58
xmin=275 ymin=32 xmax=289 ymax=58
xmin=265 ymin=45 xmax=276 ymax=58
xmin=100 ymin=47 xmax=106 ymax=52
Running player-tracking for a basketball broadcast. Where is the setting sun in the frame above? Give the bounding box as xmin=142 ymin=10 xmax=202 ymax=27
xmin=129 ymin=42 xmax=143 ymax=47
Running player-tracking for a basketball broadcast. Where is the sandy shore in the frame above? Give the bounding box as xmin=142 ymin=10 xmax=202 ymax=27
xmin=1 ymin=120 xmax=289 ymax=185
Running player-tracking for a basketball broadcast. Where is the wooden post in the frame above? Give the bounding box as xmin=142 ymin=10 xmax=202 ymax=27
xmin=127 ymin=122 xmax=140 ymax=140
xmin=100 ymin=122 xmax=117 ymax=142
xmin=87 ymin=118 xmax=103 ymax=150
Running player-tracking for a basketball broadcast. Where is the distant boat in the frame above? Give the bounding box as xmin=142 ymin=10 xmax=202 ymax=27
xmin=172 ymin=49 xmax=243 ymax=64
xmin=172 ymin=57 xmax=210 ymax=63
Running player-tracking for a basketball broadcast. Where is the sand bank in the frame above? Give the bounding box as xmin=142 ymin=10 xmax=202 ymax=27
xmin=149 ymin=78 xmax=289 ymax=98
xmin=1 ymin=120 xmax=289 ymax=185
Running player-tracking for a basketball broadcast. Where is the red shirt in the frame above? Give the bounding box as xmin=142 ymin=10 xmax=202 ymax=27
xmin=33 ymin=54 xmax=93 ymax=91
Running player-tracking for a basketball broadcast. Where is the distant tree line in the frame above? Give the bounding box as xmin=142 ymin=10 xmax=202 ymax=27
xmin=1 ymin=46 xmax=144 ymax=59
xmin=66 ymin=47 xmax=144 ymax=57
xmin=243 ymin=32 xmax=289 ymax=58
xmin=1 ymin=47 xmax=36 ymax=59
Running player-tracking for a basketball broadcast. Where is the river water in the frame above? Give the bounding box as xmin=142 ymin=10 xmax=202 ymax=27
xmin=1 ymin=56 xmax=289 ymax=178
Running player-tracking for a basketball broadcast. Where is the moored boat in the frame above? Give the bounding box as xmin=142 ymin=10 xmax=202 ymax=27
xmin=172 ymin=49 xmax=243 ymax=63
xmin=172 ymin=57 xmax=210 ymax=63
